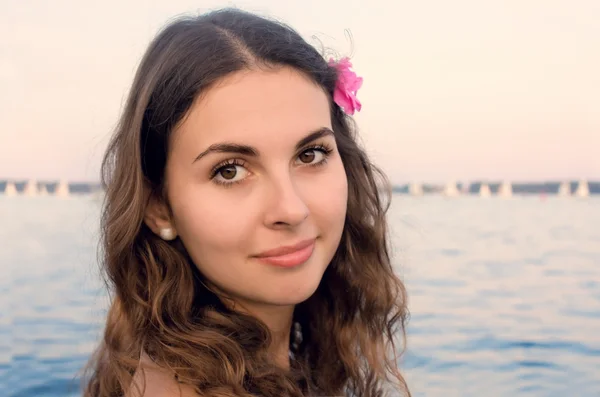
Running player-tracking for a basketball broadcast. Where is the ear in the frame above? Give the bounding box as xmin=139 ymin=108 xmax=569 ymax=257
xmin=144 ymin=195 xmax=178 ymax=241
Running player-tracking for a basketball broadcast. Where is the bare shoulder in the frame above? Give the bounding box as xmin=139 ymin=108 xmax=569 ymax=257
xmin=127 ymin=352 xmax=201 ymax=397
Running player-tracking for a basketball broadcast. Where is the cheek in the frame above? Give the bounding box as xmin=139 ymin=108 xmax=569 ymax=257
xmin=308 ymin=161 xmax=348 ymax=226
xmin=170 ymin=187 xmax=256 ymax=255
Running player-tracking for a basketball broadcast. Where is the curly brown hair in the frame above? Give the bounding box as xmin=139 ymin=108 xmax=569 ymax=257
xmin=83 ymin=8 xmax=409 ymax=397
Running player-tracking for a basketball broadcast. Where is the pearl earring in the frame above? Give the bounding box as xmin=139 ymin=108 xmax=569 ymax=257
xmin=159 ymin=228 xmax=176 ymax=241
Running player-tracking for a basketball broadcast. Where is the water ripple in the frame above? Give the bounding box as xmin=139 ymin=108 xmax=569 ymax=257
xmin=3 ymin=196 xmax=600 ymax=396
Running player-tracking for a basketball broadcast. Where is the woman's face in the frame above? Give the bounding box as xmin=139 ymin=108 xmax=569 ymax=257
xmin=151 ymin=67 xmax=347 ymax=308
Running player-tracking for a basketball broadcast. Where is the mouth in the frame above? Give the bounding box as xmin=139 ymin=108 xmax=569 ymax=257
xmin=253 ymin=238 xmax=316 ymax=268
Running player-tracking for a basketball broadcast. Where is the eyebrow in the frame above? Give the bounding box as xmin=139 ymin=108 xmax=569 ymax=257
xmin=192 ymin=127 xmax=334 ymax=163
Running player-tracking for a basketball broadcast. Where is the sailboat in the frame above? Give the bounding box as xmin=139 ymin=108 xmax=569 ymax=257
xmin=23 ymin=179 xmax=38 ymax=196
xmin=409 ymin=182 xmax=423 ymax=196
xmin=39 ymin=183 xmax=49 ymax=196
xmin=557 ymin=181 xmax=571 ymax=197
xmin=4 ymin=181 xmax=17 ymax=196
xmin=443 ymin=181 xmax=460 ymax=197
xmin=479 ymin=182 xmax=491 ymax=198
xmin=461 ymin=183 xmax=471 ymax=195
xmin=574 ymin=179 xmax=590 ymax=198
xmin=55 ymin=180 xmax=70 ymax=198
xmin=498 ymin=181 xmax=513 ymax=198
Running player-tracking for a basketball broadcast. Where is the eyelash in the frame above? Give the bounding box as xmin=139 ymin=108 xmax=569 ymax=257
xmin=209 ymin=143 xmax=334 ymax=187
xmin=301 ymin=143 xmax=334 ymax=167
xmin=209 ymin=159 xmax=247 ymax=184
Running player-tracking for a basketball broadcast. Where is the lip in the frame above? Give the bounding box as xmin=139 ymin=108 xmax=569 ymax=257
xmin=253 ymin=238 xmax=316 ymax=268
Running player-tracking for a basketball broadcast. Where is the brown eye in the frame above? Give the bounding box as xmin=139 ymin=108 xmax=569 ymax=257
xmin=212 ymin=161 xmax=249 ymax=185
xmin=298 ymin=149 xmax=316 ymax=164
xmin=219 ymin=165 xmax=237 ymax=180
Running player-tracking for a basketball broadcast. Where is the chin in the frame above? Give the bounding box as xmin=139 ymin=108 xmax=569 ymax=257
xmin=268 ymin=272 xmax=324 ymax=306
xmin=242 ymin=252 xmax=332 ymax=307
xmin=269 ymin=290 xmax=317 ymax=306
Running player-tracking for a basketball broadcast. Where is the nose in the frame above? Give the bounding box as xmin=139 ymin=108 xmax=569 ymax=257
xmin=263 ymin=174 xmax=310 ymax=229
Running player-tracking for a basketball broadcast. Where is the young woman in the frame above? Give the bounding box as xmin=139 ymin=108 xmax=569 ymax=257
xmin=84 ymin=8 xmax=409 ymax=397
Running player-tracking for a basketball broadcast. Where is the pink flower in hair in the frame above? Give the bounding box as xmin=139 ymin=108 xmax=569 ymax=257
xmin=329 ymin=57 xmax=363 ymax=115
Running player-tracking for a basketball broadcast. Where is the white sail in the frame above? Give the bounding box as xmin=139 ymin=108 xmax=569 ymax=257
xmin=479 ymin=183 xmax=491 ymax=198
xmin=558 ymin=181 xmax=571 ymax=197
xmin=23 ymin=179 xmax=38 ymax=196
xmin=575 ymin=179 xmax=590 ymax=198
xmin=409 ymin=182 xmax=423 ymax=196
xmin=443 ymin=181 xmax=460 ymax=197
xmin=461 ymin=183 xmax=471 ymax=195
xmin=4 ymin=181 xmax=17 ymax=196
xmin=55 ymin=180 xmax=70 ymax=197
xmin=39 ymin=184 xmax=49 ymax=196
xmin=498 ymin=181 xmax=513 ymax=198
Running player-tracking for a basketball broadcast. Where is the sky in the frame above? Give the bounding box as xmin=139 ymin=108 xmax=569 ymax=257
xmin=1 ymin=0 xmax=599 ymax=184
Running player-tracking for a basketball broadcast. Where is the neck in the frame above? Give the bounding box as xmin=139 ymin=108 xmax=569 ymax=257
xmin=252 ymin=304 xmax=295 ymax=369
xmin=220 ymin=296 xmax=295 ymax=369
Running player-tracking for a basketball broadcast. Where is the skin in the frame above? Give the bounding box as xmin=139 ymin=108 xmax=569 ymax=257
xmin=144 ymin=66 xmax=348 ymax=370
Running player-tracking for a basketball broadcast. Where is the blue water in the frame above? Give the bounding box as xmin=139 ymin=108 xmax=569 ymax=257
xmin=2 ymin=195 xmax=599 ymax=396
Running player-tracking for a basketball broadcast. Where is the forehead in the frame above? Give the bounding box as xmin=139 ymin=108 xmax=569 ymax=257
xmin=173 ymin=67 xmax=332 ymax=150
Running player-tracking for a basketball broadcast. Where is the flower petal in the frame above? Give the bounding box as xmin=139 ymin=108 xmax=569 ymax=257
xmin=329 ymin=57 xmax=363 ymax=115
